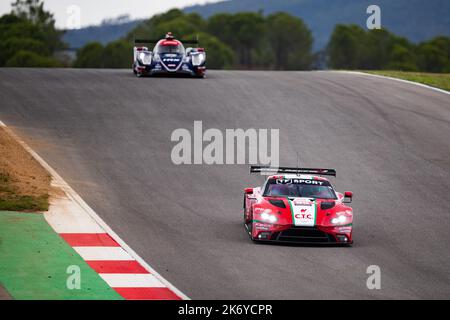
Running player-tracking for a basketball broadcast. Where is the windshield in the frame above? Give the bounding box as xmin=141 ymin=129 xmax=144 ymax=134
xmin=155 ymin=43 xmax=185 ymax=54
xmin=263 ymin=178 xmax=337 ymax=199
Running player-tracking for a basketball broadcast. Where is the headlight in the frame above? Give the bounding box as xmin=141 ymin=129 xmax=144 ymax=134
xmin=191 ymin=53 xmax=205 ymax=66
xmin=139 ymin=52 xmax=152 ymax=65
xmin=261 ymin=211 xmax=278 ymax=224
xmin=331 ymin=215 xmax=347 ymax=225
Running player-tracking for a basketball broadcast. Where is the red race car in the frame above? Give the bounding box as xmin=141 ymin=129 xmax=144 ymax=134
xmin=244 ymin=166 xmax=354 ymax=245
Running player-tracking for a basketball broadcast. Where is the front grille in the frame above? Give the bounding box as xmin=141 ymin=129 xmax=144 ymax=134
xmin=274 ymin=227 xmax=335 ymax=243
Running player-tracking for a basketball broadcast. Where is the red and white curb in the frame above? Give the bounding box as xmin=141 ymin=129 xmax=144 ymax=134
xmin=0 ymin=121 xmax=188 ymax=300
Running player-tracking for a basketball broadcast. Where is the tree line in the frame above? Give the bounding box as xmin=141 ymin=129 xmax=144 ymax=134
xmin=74 ymin=9 xmax=314 ymax=70
xmin=328 ymin=24 xmax=450 ymax=73
xmin=0 ymin=2 xmax=449 ymax=73
xmin=0 ymin=0 xmax=64 ymax=67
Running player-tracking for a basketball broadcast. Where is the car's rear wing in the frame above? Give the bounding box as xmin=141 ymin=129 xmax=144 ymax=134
xmin=134 ymin=38 xmax=199 ymax=45
xmin=250 ymin=166 xmax=337 ymax=177
xmin=134 ymin=39 xmax=159 ymax=44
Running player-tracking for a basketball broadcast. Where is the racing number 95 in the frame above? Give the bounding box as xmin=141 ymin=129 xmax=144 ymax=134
xmin=221 ymin=304 xmax=273 ymax=316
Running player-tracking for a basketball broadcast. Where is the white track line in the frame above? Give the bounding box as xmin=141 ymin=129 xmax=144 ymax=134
xmin=99 ymin=274 xmax=165 ymax=288
xmin=335 ymin=71 xmax=450 ymax=96
xmin=73 ymin=247 xmax=134 ymax=261
xmin=0 ymin=120 xmax=189 ymax=300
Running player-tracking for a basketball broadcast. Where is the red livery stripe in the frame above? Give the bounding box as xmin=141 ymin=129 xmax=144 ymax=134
xmin=60 ymin=233 xmax=120 ymax=247
xmin=114 ymin=288 xmax=181 ymax=300
xmin=87 ymin=260 xmax=149 ymax=274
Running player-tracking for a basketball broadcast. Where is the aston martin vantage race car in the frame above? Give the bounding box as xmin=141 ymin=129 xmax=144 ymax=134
xmin=244 ymin=166 xmax=354 ymax=245
xmin=132 ymin=32 xmax=206 ymax=78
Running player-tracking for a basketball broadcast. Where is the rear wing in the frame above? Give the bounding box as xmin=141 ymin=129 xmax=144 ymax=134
xmin=134 ymin=39 xmax=160 ymax=44
xmin=250 ymin=166 xmax=336 ymax=177
xmin=134 ymin=38 xmax=199 ymax=45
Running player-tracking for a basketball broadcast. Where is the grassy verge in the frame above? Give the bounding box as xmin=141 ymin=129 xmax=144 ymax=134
xmin=0 ymin=127 xmax=50 ymax=211
xmin=364 ymin=71 xmax=450 ymax=92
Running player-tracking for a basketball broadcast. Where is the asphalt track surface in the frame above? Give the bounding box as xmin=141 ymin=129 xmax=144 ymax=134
xmin=1 ymin=69 xmax=450 ymax=299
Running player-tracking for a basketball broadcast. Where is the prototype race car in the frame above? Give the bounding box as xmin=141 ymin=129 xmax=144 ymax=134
xmin=244 ymin=166 xmax=354 ymax=245
xmin=132 ymin=32 xmax=206 ymax=78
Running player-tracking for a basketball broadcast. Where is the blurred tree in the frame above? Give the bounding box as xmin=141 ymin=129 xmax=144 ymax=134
xmin=0 ymin=0 xmax=64 ymax=67
xmin=11 ymin=0 xmax=65 ymax=52
xmin=327 ymin=24 xmax=426 ymax=71
xmin=0 ymin=37 xmax=47 ymax=66
xmin=327 ymin=24 xmax=367 ymax=69
xmin=207 ymin=13 xmax=235 ymax=48
xmin=74 ymin=40 xmax=133 ymax=68
xmin=128 ymin=9 xmax=196 ymax=40
xmin=417 ymin=36 xmax=450 ymax=73
xmin=150 ymin=17 xmax=199 ymax=39
xmin=5 ymin=50 xmax=61 ymax=67
xmin=102 ymin=40 xmax=133 ymax=68
xmin=73 ymin=42 xmax=104 ymax=68
xmin=186 ymin=32 xmax=234 ymax=69
xmin=208 ymin=12 xmax=266 ymax=68
xmin=266 ymin=12 xmax=313 ymax=70
xmin=365 ymin=29 xmax=416 ymax=70
xmin=386 ymin=44 xmax=418 ymax=71
xmin=364 ymin=29 xmax=394 ymax=69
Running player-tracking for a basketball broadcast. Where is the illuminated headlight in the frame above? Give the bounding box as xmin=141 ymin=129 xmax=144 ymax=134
xmin=261 ymin=212 xmax=278 ymax=224
xmin=139 ymin=52 xmax=152 ymax=65
xmin=191 ymin=53 xmax=205 ymax=66
xmin=331 ymin=215 xmax=347 ymax=225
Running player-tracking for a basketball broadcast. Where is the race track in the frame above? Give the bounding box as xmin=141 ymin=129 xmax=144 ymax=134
xmin=1 ymin=69 xmax=449 ymax=299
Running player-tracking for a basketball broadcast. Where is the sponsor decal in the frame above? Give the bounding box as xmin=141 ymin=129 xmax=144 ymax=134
xmin=255 ymin=224 xmax=270 ymax=231
xmin=276 ymin=179 xmax=324 ymax=185
xmin=288 ymin=198 xmax=316 ymax=227
xmin=163 ymin=59 xmax=181 ymax=63
xmin=293 ymin=199 xmax=312 ymax=206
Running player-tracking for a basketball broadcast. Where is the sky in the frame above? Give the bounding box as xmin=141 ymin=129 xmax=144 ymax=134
xmin=0 ymin=0 xmax=221 ymax=29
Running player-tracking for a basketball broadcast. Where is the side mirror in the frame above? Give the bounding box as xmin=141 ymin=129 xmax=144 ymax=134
xmin=244 ymin=188 xmax=253 ymax=195
xmin=343 ymin=191 xmax=353 ymax=203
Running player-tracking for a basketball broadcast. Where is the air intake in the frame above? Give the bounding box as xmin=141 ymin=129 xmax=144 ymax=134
xmin=320 ymin=201 xmax=336 ymax=210
xmin=268 ymin=199 xmax=286 ymax=209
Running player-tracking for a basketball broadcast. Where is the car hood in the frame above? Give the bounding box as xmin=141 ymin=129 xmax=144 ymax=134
xmin=255 ymin=197 xmax=351 ymax=227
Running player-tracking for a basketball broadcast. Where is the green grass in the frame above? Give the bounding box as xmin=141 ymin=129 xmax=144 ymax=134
xmin=364 ymin=71 xmax=450 ymax=92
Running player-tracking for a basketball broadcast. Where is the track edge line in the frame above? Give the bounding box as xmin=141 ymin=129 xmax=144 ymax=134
xmin=331 ymin=70 xmax=450 ymax=96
